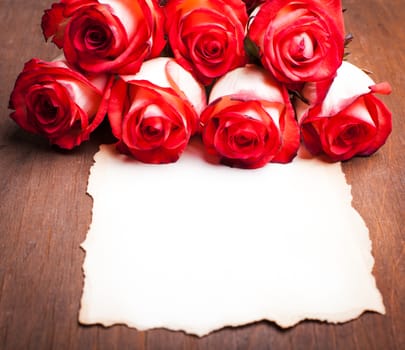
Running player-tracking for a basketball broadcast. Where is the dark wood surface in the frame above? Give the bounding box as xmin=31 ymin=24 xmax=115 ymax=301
xmin=0 ymin=0 xmax=404 ymax=349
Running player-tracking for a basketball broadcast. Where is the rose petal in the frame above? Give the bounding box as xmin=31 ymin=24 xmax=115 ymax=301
xmin=121 ymin=57 xmax=172 ymax=87
xmin=317 ymin=61 xmax=375 ymax=117
xmin=165 ymin=59 xmax=207 ymax=116
xmin=121 ymin=57 xmax=207 ymax=116
xmin=209 ymin=65 xmax=284 ymax=104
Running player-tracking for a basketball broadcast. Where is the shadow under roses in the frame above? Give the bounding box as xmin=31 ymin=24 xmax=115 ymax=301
xmin=5 ymin=117 xmax=115 ymax=158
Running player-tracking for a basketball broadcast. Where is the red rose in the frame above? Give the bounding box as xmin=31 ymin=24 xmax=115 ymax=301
xmin=247 ymin=0 xmax=345 ymax=86
xmin=9 ymin=58 xmax=109 ymax=149
xmin=108 ymin=57 xmax=207 ymax=163
xmin=296 ymin=62 xmax=392 ymax=161
xmin=42 ymin=0 xmax=166 ymax=74
xmin=200 ymin=65 xmax=300 ymax=168
xmin=165 ymin=0 xmax=248 ymax=85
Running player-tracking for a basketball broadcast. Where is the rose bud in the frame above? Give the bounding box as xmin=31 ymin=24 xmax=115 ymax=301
xmin=247 ymin=0 xmax=345 ymax=87
xmin=200 ymin=65 xmax=300 ymax=169
xmin=41 ymin=0 xmax=166 ymax=75
xmin=108 ymin=57 xmax=207 ymax=164
xmin=9 ymin=58 xmax=109 ymax=149
xmin=164 ymin=0 xmax=248 ymax=86
xmin=295 ymin=61 xmax=392 ymax=162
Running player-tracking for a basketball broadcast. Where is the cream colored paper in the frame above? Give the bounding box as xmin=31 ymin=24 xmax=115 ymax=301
xmin=79 ymin=141 xmax=385 ymax=336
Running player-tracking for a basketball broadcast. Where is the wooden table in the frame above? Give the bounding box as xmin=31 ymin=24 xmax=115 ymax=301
xmin=1 ymin=0 xmax=403 ymax=349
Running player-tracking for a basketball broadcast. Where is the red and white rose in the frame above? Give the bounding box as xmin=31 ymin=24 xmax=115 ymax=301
xmin=165 ymin=0 xmax=248 ymax=85
xmin=108 ymin=57 xmax=206 ymax=163
xmin=296 ymin=61 xmax=392 ymax=161
xmin=9 ymin=58 xmax=109 ymax=149
xmin=247 ymin=0 xmax=345 ymax=87
xmin=200 ymin=65 xmax=300 ymax=168
xmin=42 ymin=0 xmax=166 ymax=75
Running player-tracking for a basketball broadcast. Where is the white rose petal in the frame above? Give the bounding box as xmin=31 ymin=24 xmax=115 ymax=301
xmin=209 ymin=65 xmax=284 ymax=104
xmin=120 ymin=57 xmax=206 ymax=116
xmin=165 ymin=59 xmax=207 ymax=115
xmin=121 ymin=57 xmax=171 ymax=87
xmin=318 ymin=61 xmax=375 ymax=117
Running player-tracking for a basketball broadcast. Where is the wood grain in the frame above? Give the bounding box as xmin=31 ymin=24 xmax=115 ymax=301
xmin=0 ymin=0 xmax=403 ymax=349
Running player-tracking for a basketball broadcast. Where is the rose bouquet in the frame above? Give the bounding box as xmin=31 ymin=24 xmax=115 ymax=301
xmin=9 ymin=0 xmax=392 ymax=168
